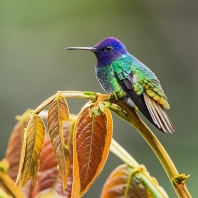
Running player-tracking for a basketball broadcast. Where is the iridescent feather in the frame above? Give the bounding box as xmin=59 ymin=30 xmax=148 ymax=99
xmin=66 ymin=37 xmax=174 ymax=133
xmin=112 ymin=54 xmax=174 ymax=133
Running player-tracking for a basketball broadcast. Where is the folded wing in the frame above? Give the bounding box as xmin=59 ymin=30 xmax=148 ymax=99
xmin=112 ymin=56 xmax=174 ymax=133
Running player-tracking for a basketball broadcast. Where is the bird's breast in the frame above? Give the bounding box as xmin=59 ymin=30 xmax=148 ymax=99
xmin=96 ymin=65 xmax=126 ymax=97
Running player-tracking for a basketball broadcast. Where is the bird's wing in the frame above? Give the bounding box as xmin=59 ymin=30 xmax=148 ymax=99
xmin=112 ymin=55 xmax=174 ymax=133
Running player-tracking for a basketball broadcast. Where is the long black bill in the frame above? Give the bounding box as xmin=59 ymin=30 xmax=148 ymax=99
xmin=65 ymin=47 xmax=97 ymax=52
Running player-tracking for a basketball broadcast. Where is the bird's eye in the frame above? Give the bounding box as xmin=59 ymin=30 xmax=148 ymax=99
xmin=103 ymin=46 xmax=113 ymax=52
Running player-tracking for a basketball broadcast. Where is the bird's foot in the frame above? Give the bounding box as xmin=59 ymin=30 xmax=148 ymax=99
xmin=108 ymin=92 xmax=118 ymax=101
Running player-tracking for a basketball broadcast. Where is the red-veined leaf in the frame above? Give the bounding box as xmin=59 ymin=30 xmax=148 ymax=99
xmin=5 ymin=110 xmax=31 ymax=181
xmin=101 ymin=164 xmax=148 ymax=198
xmin=4 ymin=110 xmax=32 ymax=196
xmin=47 ymin=94 xmax=71 ymax=190
xmin=5 ymin=121 xmax=25 ymax=181
xmin=31 ymin=137 xmax=68 ymax=198
xmin=24 ymin=122 xmax=74 ymax=198
xmin=72 ymin=105 xmax=113 ymax=197
xmin=5 ymin=109 xmax=75 ymax=197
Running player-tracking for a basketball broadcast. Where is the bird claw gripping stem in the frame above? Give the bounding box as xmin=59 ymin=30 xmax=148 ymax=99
xmin=108 ymin=92 xmax=119 ymax=101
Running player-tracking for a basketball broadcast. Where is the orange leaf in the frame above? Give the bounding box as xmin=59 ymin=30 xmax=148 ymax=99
xmin=72 ymin=105 xmax=113 ymax=197
xmin=31 ymin=136 xmax=72 ymax=198
xmin=22 ymin=122 xmax=74 ymax=198
xmin=5 ymin=121 xmax=25 ymax=181
xmin=16 ymin=113 xmax=45 ymax=187
xmin=5 ymin=110 xmax=31 ymax=181
xmin=101 ymin=164 xmax=147 ymax=198
xmin=48 ymin=94 xmax=71 ymax=190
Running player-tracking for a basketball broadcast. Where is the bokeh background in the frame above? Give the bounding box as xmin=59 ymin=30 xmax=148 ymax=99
xmin=0 ymin=1 xmax=197 ymax=197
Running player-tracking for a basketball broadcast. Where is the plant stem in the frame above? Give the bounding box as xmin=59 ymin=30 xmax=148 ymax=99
xmin=110 ymin=138 xmax=139 ymax=167
xmin=0 ymin=170 xmax=26 ymax=198
xmin=34 ymin=91 xmax=91 ymax=114
xmin=32 ymin=91 xmax=191 ymax=197
xmin=61 ymin=91 xmax=92 ymax=100
xmin=110 ymin=100 xmax=191 ymax=198
xmin=110 ymin=138 xmax=168 ymax=198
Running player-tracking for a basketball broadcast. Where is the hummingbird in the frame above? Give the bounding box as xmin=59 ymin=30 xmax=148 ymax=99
xmin=66 ymin=37 xmax=174 ymax=133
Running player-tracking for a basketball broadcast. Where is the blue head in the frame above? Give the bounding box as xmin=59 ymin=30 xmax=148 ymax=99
xmin=66 ymin=37 xmax=128 ymax=67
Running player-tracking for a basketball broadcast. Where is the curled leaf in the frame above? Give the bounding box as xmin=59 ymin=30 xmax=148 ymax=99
xmin=72 ymin=104 xmax=113 ymax=197
xmin=101 ymin=164 xmax=147 ymax=198
xmin=15 ymin=129 xmax=28 ymax=185
xmin=5 ymin=121 xmax=24 ymax=181
xmin=101 ymin=164 xmax=169 ymax=198
xmin=47 ymin=94 xmax=71 ymax=189
xmin=28 ymin=121 xmax=74 ymax=198
xmin=30 ymin=140 xmax=65 ymax=198
xmin=16 ymin=113 xmax=45 ymax=188
xmin=5 ymin=110 xmax=31 ymax=181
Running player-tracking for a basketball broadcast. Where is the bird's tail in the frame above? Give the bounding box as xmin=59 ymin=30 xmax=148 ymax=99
xmin=125 ymin=90 xmax=174 ymax=133
xmin=143 ymin=93 xmax=174 ymax=133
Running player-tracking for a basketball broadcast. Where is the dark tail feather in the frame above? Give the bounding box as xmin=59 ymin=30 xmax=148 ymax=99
xmin=143 ymin=92 xmax=174 ymax=133
xmin=125 ymin=90 xmax=169 ymax=133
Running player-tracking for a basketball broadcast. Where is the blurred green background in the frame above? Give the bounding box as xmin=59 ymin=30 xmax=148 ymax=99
xmin=0 ymin=1 xmax=197 ymax=197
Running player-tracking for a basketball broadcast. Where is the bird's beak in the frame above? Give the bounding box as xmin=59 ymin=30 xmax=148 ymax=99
xmin=65 ymin=47 xmax=97 ymax=52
